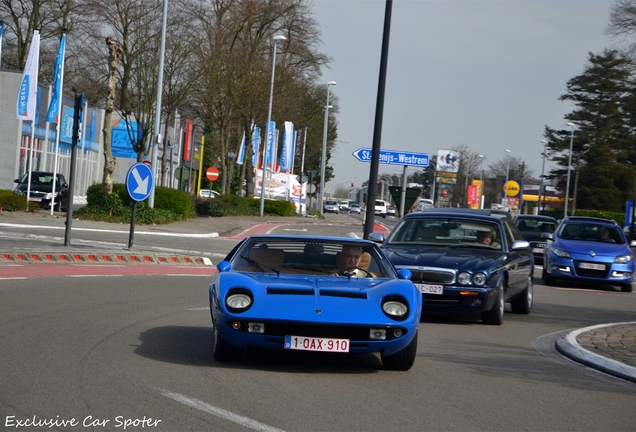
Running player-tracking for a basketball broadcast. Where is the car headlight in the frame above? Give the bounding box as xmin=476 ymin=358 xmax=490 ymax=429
xmin=225 ymin=288 xmax=253 ymax=313
xmin=457 ymin=272 xmax=471 ymax=285
xmin=382 ymin=296 xmax=409 ymax=320
xmin=44 ymin=192 xmax=59 ymax=200
xmin=615 ymin=254 xmax=634 ymax=264
xmin=473 ymin=272 xmax=487 ymax=286
xmin=552 ymin=247 xmax=571 ymax=258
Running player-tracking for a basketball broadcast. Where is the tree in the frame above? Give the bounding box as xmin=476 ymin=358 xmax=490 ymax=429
xmin=543 ymin=49 xmax=636 ymax=212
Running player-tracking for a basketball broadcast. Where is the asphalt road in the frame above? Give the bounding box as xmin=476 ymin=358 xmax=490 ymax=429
xmin=0 ymin=211 xmax=635 ymax=431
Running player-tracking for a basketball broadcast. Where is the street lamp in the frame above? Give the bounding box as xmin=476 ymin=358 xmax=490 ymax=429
xmin=259 ymin=35 xmax=286 ymax=217
xmin=503 ymin=149 xmax=511 ymax=207
xmin=319 ymin=81 xmax=337 ymax=215
xmin=564 ymin=122 xmax=575 ymax=218
xmin=539 ymin=140 xmax=548 ymax=213
xmin=478 ymin=154 xmax=484 ymax=209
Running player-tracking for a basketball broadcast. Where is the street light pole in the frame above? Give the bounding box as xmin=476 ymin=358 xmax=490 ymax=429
xmin=319 ymin=81 xmax=336 ymax=215
xmin=503 ymin=149 xmax=511 ymax=207
xmin=539 ymin=140 xmax=548 ymax=214
xmin=259 ymin=35 xmax=286 ymax=217
xmin=564 ymin=122 xmax=575 ymax=218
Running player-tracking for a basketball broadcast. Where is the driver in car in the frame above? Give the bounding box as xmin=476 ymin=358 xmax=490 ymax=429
xmin=333 ymin=245 xmax=365 ymax=276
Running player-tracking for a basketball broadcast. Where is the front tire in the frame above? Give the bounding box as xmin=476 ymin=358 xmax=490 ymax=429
xmin=511 ymin=275 xmax=533 ymax=314
xmin=621 ymin=283 xmax=633 ymax=293
xmin=482 ymin=281 xmax=504 ymax=325
xmin=381 ymin=333 xmax=418 ymax=371
xmin=212 ymin=322 xmax=241 ymax=362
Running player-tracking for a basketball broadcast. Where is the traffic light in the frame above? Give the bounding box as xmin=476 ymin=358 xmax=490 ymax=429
xmin=351 ymin=182 xmax=354 ymax=187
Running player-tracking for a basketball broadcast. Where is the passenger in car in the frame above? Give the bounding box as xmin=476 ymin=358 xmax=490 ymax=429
xmin=598 ymin=227 xmax=615 ymax=243
xmin=477 ymin=231 xmax=501 ymax=249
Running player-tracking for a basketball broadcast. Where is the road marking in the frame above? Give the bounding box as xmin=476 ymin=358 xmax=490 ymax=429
xmin=160 ymin=390 xmax=285 ymax=432
xmin=282 ymin=228 xmax=307 ymax=232
xmin=0 ymin=223 xmax=219 ymax=238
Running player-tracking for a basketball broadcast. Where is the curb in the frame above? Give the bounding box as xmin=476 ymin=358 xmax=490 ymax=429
xmin=0 ymin=252 xmax=213 ymax=266
xmin=555 ymin=322 xmax=636 ymax=383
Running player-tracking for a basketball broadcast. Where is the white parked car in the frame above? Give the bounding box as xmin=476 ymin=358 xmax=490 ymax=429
xmin=200 ymin=189 xmax=220 ymax=199
xmin=339 ymin=200 xmax=350 ymax=212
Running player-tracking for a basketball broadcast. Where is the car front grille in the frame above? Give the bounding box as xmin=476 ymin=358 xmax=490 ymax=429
xmin=573 ymin=261 xmax=610 ymax=278
xmin=400 ymin=266 xmax=455 ymax=284
xmin=230 ymin=321 xmax=404 ymax=340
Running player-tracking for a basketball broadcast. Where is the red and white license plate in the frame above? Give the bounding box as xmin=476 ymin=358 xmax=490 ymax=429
xmin=284 ymin=335 xmax=349 ymax=352
xmin=414 ymin=283 xmax=444 ymax=295
xmin=579 ymin=262 xmax=606 ymax=270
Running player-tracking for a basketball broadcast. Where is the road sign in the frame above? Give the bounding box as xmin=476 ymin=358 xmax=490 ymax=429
xmin=126 ymin=163 xmax=154 ymax=202
xmin=175 ymin=166 xmax=189 ymax=181
xmin=206 ymin=167 xmax=219 ymax=181
xmin=352 ymin=148 xmax=429 ymax=168
xmin=296 ymin=174 xmax=307 ymax=184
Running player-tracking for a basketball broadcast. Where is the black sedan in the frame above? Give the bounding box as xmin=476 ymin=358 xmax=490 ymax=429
xmin=371 ymin=208 xmax=533 ymax=325
xmin=514 ymin=215 xmax=557 ymax=265
xmin=13 ymin=171 xmax=69 ymax=211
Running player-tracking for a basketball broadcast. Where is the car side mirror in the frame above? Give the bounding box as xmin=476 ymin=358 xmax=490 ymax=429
xmin=397 ymin=269 xmax=412 ymax=280
xmin=14 ymin=178 xmax=19 ymax=183
xmin=368 ymin=232 xmax=384 ymax=243
xmin=217 ymin=260 xmax=231 ymax=272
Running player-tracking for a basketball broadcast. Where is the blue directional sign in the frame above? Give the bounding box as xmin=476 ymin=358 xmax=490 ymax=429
xmin=352 ymin=148 xmax=429 ymax=168
xmin=126 ymin=162 xmax=154 ymax=202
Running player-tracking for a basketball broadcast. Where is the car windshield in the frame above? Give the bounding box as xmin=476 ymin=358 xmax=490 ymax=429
xmin=557 ymin=223 xmax=625 ymax=244
xmin=516 ymin=218 xmax=556 ymax=233
xmin=19 ymin=173 xmax=62 ymax=185
xmin=229 ymin=238 xmax=395 ymax=278
xmin=386 ymin=218 xmax=503 ymax=250
xmin=325 ymin=200 xmax=337 ymax=206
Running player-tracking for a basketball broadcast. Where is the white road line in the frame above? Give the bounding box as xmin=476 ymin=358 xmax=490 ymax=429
xmin=160 ymin=390 xmax=285 ymax=432
xmin=0 ymin=223 xmax=219 ymax=238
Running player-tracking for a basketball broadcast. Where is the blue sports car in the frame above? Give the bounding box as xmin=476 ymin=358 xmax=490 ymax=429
xmin=542 ymin=216 xmax=634 ymax=292
xmin=209 ymin=235 xmax=422 ymax=370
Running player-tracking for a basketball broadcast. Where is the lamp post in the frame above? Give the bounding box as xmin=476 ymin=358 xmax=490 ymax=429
xmin=259 ymin=35 xmax=286 ymax=217
xmin=564 ymin=122 xmax=575 ymax=218
xmin=539 ymin=140 xmax=548 ymax=214
xmin=503 ymin=149 xmax=511 ymax=207
xmin=478 ymin=154 xmax=484 ymax=209
xmin=319 ymin=81 xmax=337 ymax=215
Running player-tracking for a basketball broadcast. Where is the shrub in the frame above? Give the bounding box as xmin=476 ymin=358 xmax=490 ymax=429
xmin=0 ymin=189 xmax=28 ymax=211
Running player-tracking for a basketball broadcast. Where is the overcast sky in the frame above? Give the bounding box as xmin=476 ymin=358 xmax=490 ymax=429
xmin=310 ymin=0 xmax=617 ymax=193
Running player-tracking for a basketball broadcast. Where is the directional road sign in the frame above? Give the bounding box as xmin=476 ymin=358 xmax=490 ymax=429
xmin=352 ymin=148 xmax=429 ymax=168
xmin=126 ymin=162 xmax=154 ymax=202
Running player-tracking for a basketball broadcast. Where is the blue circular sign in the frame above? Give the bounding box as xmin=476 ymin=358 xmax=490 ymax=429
xmin=126 ymin=162 xmax=154 ymax=202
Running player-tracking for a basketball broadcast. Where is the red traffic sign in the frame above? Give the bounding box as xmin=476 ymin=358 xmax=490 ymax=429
xmin=206 ymin=167 xmax=219 ymax=181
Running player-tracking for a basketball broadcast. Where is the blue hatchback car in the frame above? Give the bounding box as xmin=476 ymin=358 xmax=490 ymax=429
xmin=542 ymin=217 xmax=634 ymax=292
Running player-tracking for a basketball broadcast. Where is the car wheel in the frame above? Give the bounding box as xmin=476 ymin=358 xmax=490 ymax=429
xmin=482 ymin=281 xmax=504 ymax=325
xmin=381 ymin=333 xmax=418 ymax=371
xmin=621 ymin=283 xmax=633 ymax=293
xmin=511 ymin=275 xmax=533 ymax=314
xmin=212 ymin=322 xmax=241 ymax=362
xmin=542 ymin=267 xmax=556 ymax=286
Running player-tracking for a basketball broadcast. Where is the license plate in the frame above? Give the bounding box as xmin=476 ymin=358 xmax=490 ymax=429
xmin=284 ymin=335 xmax=349 ymax=352
xmin=532 ymin=248 xmax=544 ymax=253
xmin=414 ymin=283 xmax=444 ymax=295
xmin=579 ymin=262 xmax=606 ymax=270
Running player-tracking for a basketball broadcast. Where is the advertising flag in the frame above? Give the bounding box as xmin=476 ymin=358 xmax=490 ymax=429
xmin=46 ymin=33 xmax=66 ymax=123
xmin=266 ymin=121 xmax=276 ymax=170
xmin=279 ymin=121 xmax=294 ymax=173
xmin=16 ymin=30 xmax=41 ymax=121
xmin=252 ymin=126 xmax=260 ymax=167
xmin=237 ymin=130 xmax=246 ymax=165
xmin=0 ymin=21 xmax=5 ymax=66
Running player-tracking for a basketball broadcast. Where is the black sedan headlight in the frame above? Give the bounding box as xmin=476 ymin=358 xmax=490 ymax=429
xmin=382 ymin=296 xmax=409 ymax=321
xmin=225 ymin=288 xmax=253 ymax=313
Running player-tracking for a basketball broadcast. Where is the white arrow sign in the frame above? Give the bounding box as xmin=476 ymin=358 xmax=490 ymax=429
xmin=132 ymin=167 xmax=149 ymax=195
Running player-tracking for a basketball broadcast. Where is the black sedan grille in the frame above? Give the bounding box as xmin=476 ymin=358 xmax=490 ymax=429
xmin=400 ymin=266 xmax=455 ymax=284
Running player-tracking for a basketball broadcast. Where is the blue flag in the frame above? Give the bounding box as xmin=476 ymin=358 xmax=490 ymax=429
xmin=46 ymin=33 xmax=66 ymax=123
